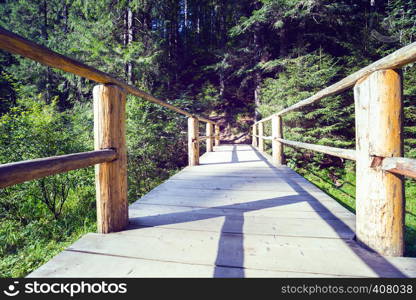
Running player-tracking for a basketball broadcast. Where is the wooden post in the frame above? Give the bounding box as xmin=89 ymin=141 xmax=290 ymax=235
xmin=272 ymin=115 xmax=284 ymax=166
xmin=354 ymin=69 xmax=404 ymax=256
xmin=252 ymin=125 xmax=257 ymax=147
xmin=258 ymin=122 xmax=264 ymax=152
xmin=206 ymin=123 xmax=213 ymax=152
xmin=188 ymin=117 xmax=199 ymax=166
xmin=93 ymin=84 xmax=128 ymax=234
xmin=215 ymin=124 xmax=220 ymax=146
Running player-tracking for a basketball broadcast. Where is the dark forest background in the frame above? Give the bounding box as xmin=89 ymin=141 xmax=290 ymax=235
xmin=0 ymin=0 xmax=415 ymax=276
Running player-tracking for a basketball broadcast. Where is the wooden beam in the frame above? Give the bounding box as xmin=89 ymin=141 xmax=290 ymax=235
xmin=272 ymin=115 xmax=284 ymax=166
xmin=258 ymin=123 xmax=264 ymax=152
xmin=196 ymin=136 xmax=213 ymax=141
xmin=206 ymin=123 xmax=213 ymax=152
xmin=215 ymin=125 xmax=220 ymax=146
xmin=254 ymin=41 xmax=416 ymax=124
xmin=276 ymin=138 xmax=356 ymax=161
xmin=252 ymin=125 xmax=257 ymax=147
xmin=188 ymin=117 xmax=199 ymax=166
xmin=382 ymin=157 xmax=416 ymax=179
xmin=354 ymin=69 xmax=404 ymax=256
xmin=253 ymin=135 xmax=273 ymax=140
xmin=0 ymin=27 xmax=215 ymax=124
xmin=94 ymin=84 xmax=128 ymax=234
xmin=0 ymin=149 xmax=116 ymax=189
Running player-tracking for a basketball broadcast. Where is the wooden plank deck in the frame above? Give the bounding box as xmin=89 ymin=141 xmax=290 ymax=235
xmin=28 ymin=144 xmax=416 ymax=278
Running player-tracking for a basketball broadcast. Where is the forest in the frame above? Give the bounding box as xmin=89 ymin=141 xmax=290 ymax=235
xmin=0 ymin=0 xmax=415 ymax=277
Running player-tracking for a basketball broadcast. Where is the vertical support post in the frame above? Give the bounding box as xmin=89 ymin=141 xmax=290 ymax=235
xmin=188 ymin=117 xmax=199 ymax=166
xmin=252 ymin=124 xmax=257 ymax=147
xmin=258 ymin=122 xmax=264 ymax=152
xmin=93 ymin=84 xmax=128 ymax=233
xmin=206 ymin=122 xmax=213 ymax=152
xmin=354 ymin=69 xmax=404 ymax=256
xmin=215 ymin=124 xmax=220 ymax=147
xmin=272 ymin=115 xmax=284 ymax=166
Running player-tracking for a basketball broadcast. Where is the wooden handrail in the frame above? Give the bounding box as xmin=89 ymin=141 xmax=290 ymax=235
xmin=254 ymin=41 xmax=416 ymax=124
xmin=381 ymin=157 xmax=416 ymax=179
xmin=0 ymin=149 xmax=117 ymax=188
xmin=251 ymin=134 xmax=356 ymax=161
xmin=276 ymin=138 xmax=356 ymax=161
xmin=0 ymin=27 xmax=215 ymax=124
xmin=252 ymin=135 xmax=273 ymax=140
xmin=196 ymin=135 xmax=213 ymax=141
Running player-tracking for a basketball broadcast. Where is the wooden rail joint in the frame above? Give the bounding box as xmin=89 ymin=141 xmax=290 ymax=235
xmin=370 ymin=156 xmax=384 ymax=169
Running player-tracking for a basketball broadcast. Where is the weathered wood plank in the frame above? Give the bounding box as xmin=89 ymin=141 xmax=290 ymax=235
xmin=188 ymin=117 xmax=199 ymax=166
xmin=215 ymin=125 xmax=220 ymax=146
xmin=382 ymin=157 xmax=416 ymax=179
xmin=28 ymin=250 xmax=357 ymax=278
xmin=94 ymin=84 xmax=128 ymax=233
xmin=63 ymin=229 xmax=415 ymax=277
xmin=129 ymin=203 xmax=356 ymax=221
xmin=206 ymin=123 xmax=214 ymax=152
xmin=277 ymin=138 xmax=356 ymax=161
xmin=354 ymin=69 xmax=404 ymax=256
xmin=128 ymin=205 xmax=356 ymax=239
xmin=258 ymin=122 xmax=264 ymax=152
xmin=0 ymin=149 xmax=116 ymax=188
xmin=251 ymin=125 xmax=257 ymax=147
xmin=27 ymin=144 xmax=416 ymax=278
xmin=272 ymin=115 xmax=284 ymax=166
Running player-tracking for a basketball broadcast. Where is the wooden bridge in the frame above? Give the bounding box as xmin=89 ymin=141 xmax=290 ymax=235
xmin=1 ymin=28 xmax=416 ymax=277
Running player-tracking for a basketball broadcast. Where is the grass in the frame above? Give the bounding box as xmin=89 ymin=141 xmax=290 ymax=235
xmin=0 ymin=166 xmax=182 ymax=278
xmin=0 ymin=219 xmax=95 ymax=277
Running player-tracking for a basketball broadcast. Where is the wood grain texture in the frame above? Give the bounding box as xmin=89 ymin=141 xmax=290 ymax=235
xmin=254 ymin=41 xmax=416 ymax=124
xmin=93 ymin=84 xmax=128 ymax=234
xmin=28 ymin=145 xmax=416 ymax=278
xmin=382 ymin=157 xmax=416 ymax=179
xmin=354 ymin=69 xmax=404 ymax=256
xmin=0 ymin=149 xmax=116 ymax=188
xmin=253 ymin=135 xmax=273 ymax=140
xmin=272 ymin=115 xmax=284 ymax=166
xmin=258 ymin=122 xmax=264 ymax=152
xmin=276 ymin=138 xmax=356 ymax=161
xmin=252 ymin=125 xmax=257 ymax=147
xmin=206 ymin=123 xmax=213 ymax=152
xmin=196 ymin=136 xmax=210 ymax=141
xmin=0 ymin=27 xmax=215 ymax=124
xmin=188 ymin=117 xmax=199 ymax=166
xmin=215 ymin=125 xmax=220 ymax=146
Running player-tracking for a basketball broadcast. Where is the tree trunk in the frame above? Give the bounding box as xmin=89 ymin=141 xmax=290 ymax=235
xmin=41 ymin=0 xmax=50 ymax=102
xmin=124 ymin=3 xmax=134 ymax=84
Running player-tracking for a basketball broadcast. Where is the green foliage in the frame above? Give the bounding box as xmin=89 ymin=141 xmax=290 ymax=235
xmin=259 ymin=51 xmax=355 ymax=151
xmin=0 ymin=93 xmax=97 ymax=276
xmin=126 ymin=95 xmax=187 ymax=201
xmin=1 ymin=0 xmax=416 ymax=277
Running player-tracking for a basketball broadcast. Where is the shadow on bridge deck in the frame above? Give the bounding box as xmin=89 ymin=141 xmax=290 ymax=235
xmin=28 ymin=145 xmax=416 ymax=278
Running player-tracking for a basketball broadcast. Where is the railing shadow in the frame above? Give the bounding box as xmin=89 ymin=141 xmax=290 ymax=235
xmin=251 ymin=146 xmax=408 ymax=278
xmin=126 ymin=144 xmax=409 ymax=277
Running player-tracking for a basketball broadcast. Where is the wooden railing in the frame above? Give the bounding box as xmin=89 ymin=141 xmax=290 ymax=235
xmin=187 ymin=117 xmax=220 ymax=166
xmin=251 ymin=41 xmax=416 ymax=257
xmin=0 ymin=27 xmax=219 ymax=233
